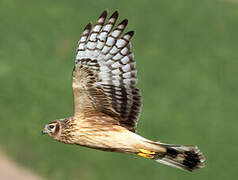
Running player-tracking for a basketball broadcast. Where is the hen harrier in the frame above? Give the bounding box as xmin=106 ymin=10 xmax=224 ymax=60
xmin=42 ymin=10 xmax=205 ymax=171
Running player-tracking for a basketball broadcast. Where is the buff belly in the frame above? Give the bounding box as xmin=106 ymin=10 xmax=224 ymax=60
xmin=70 ymin=125 xmax=165 ymax=154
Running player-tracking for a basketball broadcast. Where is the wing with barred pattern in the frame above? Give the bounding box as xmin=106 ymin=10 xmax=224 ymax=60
xmin=72 ymin=10 xmax=142 ymax=132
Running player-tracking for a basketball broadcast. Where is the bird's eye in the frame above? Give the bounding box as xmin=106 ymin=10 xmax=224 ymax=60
xmin=49 ymin=125 xmax=55 ymax=129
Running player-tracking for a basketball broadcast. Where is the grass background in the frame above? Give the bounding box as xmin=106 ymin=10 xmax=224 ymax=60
xmin=0 ymin=0 xmax=238 ymax=179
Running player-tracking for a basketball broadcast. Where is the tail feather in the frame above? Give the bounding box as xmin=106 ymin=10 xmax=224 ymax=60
xmin=158 ymin=143 xmax=205 ymax=171
xmin=139 ymin=142 xmax=205 ymax=172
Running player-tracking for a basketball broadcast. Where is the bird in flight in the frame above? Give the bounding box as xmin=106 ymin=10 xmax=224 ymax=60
xmin=42 ymin=10 xmax=205 ymax=171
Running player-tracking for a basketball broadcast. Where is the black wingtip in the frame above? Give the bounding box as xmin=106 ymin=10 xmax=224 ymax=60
xmin=99 ymin=10 xmax=108 ymax=19
xmin=125 ymin=30 xmax=135 ymax=37
xmin=84 ymin=22 xmax=92 ymax=31
xmin=110 ymin=10 xmax=119 ymax=20
xmin=119 ymin=19 xmax=128 ymax=27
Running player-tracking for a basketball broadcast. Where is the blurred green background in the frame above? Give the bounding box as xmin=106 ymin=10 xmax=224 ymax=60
xmin=0 ymin=0 xmax=237 ymax=179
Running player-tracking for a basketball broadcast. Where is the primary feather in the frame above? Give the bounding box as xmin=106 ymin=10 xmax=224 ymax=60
xmin=74 ymin=10 xmax=142 ymax=132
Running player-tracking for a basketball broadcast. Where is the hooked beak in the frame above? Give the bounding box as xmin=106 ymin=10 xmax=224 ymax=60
xmin=41 ymin=127 xmax=47 ymax=135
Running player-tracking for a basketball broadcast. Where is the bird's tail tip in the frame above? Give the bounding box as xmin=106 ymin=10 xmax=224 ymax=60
xmin=137 ymin=142 xmax=205 ymax=172
xmin=163 ymin=144 xmax=205 ymax=171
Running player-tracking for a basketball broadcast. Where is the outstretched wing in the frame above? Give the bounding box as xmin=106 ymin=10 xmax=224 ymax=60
xmin=73 ymin=10 xmax=142 ymax=132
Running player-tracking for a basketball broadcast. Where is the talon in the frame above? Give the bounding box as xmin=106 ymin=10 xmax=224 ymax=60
xmin=138 ymin=149 xmax=155 ymax=154
xmin=138 ymin=153 xmax=154 ymax=159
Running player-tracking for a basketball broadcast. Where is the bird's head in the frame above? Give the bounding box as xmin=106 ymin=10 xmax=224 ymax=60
xmin=42 ymin=117 xmax=73 ymax=141
xmin=42 ymin=120 xmax=60 ymax=139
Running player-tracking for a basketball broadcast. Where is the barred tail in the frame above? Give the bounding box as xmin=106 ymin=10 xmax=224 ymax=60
xmin=138 ymin=142 xmax=206 ymax=172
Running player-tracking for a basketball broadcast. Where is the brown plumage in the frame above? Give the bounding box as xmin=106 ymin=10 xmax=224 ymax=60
xmin=42 ymin=10 xmax=206 ymax=172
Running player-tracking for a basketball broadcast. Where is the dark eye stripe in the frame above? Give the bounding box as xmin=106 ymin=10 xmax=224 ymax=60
xmin=54 ymin=123 xmax=60 ymax=134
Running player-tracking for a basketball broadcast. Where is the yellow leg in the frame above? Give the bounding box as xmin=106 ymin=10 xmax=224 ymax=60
xmin=138 ymin=153 xmax=154 ymax=159
xmin=137 ymin=149 xmax=156 ymax=159
xmin=138 ymin=149 xmax=155 ymax=155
